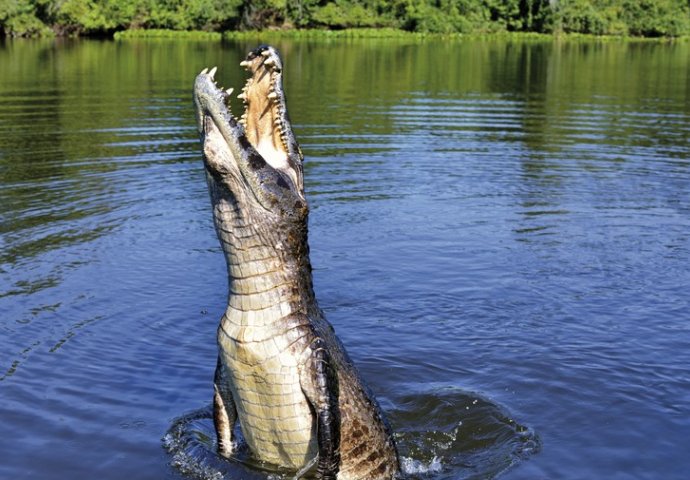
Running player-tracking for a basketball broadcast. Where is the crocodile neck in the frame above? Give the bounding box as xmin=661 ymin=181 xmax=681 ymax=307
xmin=211 ymin=189 xmax=318 ymax=328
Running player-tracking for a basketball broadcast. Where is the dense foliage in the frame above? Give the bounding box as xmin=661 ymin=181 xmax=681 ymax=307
xmin=1 ymin=0 xmax=689 ymax=37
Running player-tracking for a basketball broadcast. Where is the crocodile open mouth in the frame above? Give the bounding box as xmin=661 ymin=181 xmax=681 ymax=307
xmin=236 ymin=46 xmax=291 ymax=174
xmin=194 ymin=45 xmax=303 ymax=194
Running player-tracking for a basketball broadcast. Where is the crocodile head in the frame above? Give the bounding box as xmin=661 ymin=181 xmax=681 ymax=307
xmin=193 ymin=45 xmax=306 ymax=223
xmin=194 ymin=45 xmax=317 ymax=319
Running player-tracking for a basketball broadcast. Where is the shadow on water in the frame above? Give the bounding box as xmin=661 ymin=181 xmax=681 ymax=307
xmin=163 ymin=388 xmax=539 ymax=480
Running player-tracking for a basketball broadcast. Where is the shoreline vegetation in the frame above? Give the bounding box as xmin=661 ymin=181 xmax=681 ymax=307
xmin=2 ymin=1 xmax=690 ymax=40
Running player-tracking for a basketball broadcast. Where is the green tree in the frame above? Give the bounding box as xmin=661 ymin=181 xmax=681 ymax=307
xmin=620 ymin=0 xmax=690 ymax=36
xmin=1 ymin=0 xmax=689 ymax=37
xmin=0 ymin=0 xmax=50 ymax=36
xmin=310 ymin=0 xmax=384 ymax=28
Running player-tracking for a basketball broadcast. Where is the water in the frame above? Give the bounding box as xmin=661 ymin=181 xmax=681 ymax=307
xmin=1 ymin=37 xmax=689 ymax=479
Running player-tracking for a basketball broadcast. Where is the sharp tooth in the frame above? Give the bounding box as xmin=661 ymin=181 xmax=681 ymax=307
xmin=240 ymin=60 xmax=250 ymax=68
xmin=226 ymin=87 xmax=234 ymax=96
xmin=209 ymin=66 xmax=217 ymax=78
xmin=200 ymin=67 xmax=209 ymax=75
xmin=237 ymin=92 xmax=246 ymax=100
xmin=267 ymin=92 xmax=278 ymax=100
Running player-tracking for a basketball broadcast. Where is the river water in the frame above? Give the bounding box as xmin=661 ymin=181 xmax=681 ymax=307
xmin=1 ymin=37 xmax=688 ymax=480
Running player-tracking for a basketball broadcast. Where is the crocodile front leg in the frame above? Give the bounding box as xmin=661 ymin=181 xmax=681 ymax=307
xmin=300 ymin=338 xmax=341 ymax=480
xmin=213 ymin=357 xmax=237 ymax=458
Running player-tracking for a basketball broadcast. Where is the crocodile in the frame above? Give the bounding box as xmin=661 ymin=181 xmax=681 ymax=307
xmin=193 ymin=45 xmax=401 ymax=480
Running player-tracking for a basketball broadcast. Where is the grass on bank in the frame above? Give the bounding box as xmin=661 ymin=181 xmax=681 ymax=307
xmin=113 ymin=29 xmax=221 ymax=40
xmin=112 ymin=28 xmax=689 ymax=43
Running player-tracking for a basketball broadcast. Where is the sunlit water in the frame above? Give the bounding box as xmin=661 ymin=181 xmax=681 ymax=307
xmin=1 ymin=38 xmax=689 ymax=479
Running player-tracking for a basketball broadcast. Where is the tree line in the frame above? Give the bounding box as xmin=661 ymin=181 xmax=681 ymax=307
xmin=1 ymin=0 xmax=689 ymax=38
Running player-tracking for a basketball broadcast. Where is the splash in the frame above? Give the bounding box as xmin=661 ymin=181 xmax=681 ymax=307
xmin=163 ymin=407 xmax=226 ymax=480
xmin=390 ymin=386 xmax=540 ymax=479
xmin=163 ymin=406 xmax=294 ymax=480
xmin=164 ymin=389 xmax=539 ymax=479
xmin=400 ymin=456 xmax=444 ymax=475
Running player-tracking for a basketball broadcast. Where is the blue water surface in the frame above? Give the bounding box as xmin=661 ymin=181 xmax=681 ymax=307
xmin=1 ymin=38 xmax=689 ymax=479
